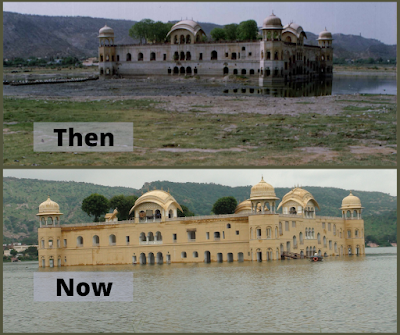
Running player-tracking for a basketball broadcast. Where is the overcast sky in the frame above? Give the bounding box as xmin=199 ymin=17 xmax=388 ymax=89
xmin=3 ymin=169 xmax=397 ymax=196
xmin=3 ymin=2 xmax=397 ymax=44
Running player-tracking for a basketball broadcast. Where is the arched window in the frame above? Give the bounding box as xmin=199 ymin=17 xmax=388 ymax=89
xmin=174 ymin=35 xmax=178 ymax=44
xmin=147 ymin=232 xmax=154 ymax=241
xmin=275 ymin=226 xmax=278 ymax=238
xmin=186 ymin=51 xmax=191 ymax=60
xmin=286 ymin=36 xmax=292 ymax=43
xmin=77 ymin=236 xmax=83 ymax=247
xmin=289 ymin=207 xmax=297 ymax=214
xmin=266 ymin=68 xmax=271 ymax=76
xmin=333 ymin=224 xmax=336 ymax=235
xmin=227 ymin=223 xmax=231 ymax=229
xmin=266 ymin=227 xmax=271 ymax=238
xmin=180 ymin=66 xmax=185 ymax=74
xmin=139 ymin=232 xmax=146 ymax=242
xmin=211 ymin=50 xmax=218 ymax=60
xmin=299 ymin=232 xmax=303 ymax=244
xmin=155 ymin=209 xmax=161 ymax=219
xmin=106 ymin=55 xmax=109 ymax=61
xmin=250 ymin=69 xmax=255 ymax=75
xmin=233 ymin=69 xmax=238 ymax=75
xmin=317 ymin=233 xmax=321 ymax=244
xmin=193 ymin=251 xmax=198 ymax=258
xmin=293 ymin=236 xmax=297 ymax=248
xmin=155 ymin=231 xmax=162 ymax=241
xmin=180 ymin=35 xmax=185 ymax=44
xmin=173 ymin=67 xmax=179 ymax=74
xmin=323 ymin=236 xmax=327 ymax=247
xmin=186 ymin=67 xmax=192 ymax=75
xmin=150 ymin=52 xmax=156 ymax=61
xmin=138 ymin=53 xmax=143 ymax=61
xmin=181 ymin=251 xmax=187 ymax=258
xmin=353 ymin=210 xmax=358 ymax=218
xmin=223 ymin=67 xmax=229 ymax=75
xmin=109 ymin=234 xmax=116 ymax=245
xmin=186 ymin=35 xmax=191 ymax=44
xmin=126 ymin=53 xmax=132 ymax=61
xmin=93 ymin=235 xmax=99 ymax=246
xmin=180 ymin=51 xmax=185 ymax=61
xmin=274 ymin=52 xmax=279 ymax=60
xmin=231 ymin=52 xmax=237 ymax=60
xmin=279 ymin=222 xmax=282 ymax=235
xmin=241 ymin=69 xmax=246 ymax=75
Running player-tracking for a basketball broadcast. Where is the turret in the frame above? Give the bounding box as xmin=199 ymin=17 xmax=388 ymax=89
xmin=341 ymin=192 xmax=364 ymax=255
xmin=317 ymin=28 xmax=333 ymax=76
xmin=98 ymin=25 xmax=116 ymax=78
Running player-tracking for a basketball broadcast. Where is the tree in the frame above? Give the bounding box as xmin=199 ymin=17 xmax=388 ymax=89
xmin=129 ymin=19 xmax=153 ymax=44
xmin=177 ymin=205 xmax=195 ymax=217
xmin=237 ymin=20 xmax=259 ymax=41
xmin=109 ymin=195 xmax=138 ymax=221
xmin=81 ymin=193 xmax=110 ymax=222
xmin=224 ymin=23 xmax=238 ymax=41
xmin=24 ymin=246 xmax=38 ymax=257
xmin=10 ymin=249 xmax=18 ymax=257
xmin=210 ymin=28 xmax=227 ymax=41
xmin=212 ymin=196 xmax=238 ymax=215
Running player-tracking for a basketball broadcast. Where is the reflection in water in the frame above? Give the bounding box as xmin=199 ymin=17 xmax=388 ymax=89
xmin=223 ymin=75 xmax=396 ymax=97
xmin=224 ymin=79 xmax=333 ymax=97
xmin=3 ymin=247 xmax=397 ymax=333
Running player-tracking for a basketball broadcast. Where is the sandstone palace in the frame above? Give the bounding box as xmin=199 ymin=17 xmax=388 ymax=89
xmin=97 ymin=13 xmax=333 ymax=82
xmin=37 ymin=178 xmax=364 ymax=267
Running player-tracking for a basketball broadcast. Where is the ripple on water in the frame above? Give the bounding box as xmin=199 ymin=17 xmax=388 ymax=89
xmin=3 ymin=248 xmax=397 ymax=332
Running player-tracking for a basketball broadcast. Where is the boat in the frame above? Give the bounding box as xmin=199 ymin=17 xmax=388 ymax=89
xmin=310 ymin=255 xmax=323 ymax=262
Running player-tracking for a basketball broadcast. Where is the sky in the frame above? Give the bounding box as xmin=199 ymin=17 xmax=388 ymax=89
xmin=3 ymin=2 xmax=397 ymax=44
xmin=3 ymin=169 xmax=397 ymax=196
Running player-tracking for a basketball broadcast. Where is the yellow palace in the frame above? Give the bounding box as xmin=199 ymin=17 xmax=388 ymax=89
xmin=37 ymin=178 xmax=365 ymax=267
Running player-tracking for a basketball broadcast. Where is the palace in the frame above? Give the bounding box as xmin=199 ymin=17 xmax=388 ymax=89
xmin=37 ymin=178 xmax=365 ymax=267
xmin=98 ymin=14 xmax=333 ymax=83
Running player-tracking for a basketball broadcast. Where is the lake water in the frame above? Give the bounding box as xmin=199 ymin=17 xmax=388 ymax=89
xmin=222 ymin=75 xmax=397 ymax=97
xmin=3 ymin=247 xmax=397 ymax=333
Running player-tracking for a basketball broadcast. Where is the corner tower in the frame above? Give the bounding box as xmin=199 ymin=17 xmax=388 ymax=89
xmin=98 ymin=24 xmax=116 ymax=78
xmin=260 ymin=13 xmax=284 ymax=83
xmin=341 ymin=192 xmax=365 ymax=255
xmin=37 ymin=197 xmax=63 ymax=267
xmin=317 ymin=28 xmax=333 ymax=76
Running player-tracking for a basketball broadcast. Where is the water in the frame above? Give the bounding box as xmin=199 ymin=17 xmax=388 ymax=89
xmin=222 ymin=75 xmax=396 ymax=97
xmin=3 ymin=247 xmax=397 ymax=332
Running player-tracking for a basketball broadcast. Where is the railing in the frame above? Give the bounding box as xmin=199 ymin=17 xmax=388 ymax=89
xmin=214 ymin=238 xmax=220 ymax=242
xmin=187 ymin=239 xmax=196 ymax=242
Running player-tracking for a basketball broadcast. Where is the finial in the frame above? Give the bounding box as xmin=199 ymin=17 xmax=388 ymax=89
xmin=168 ymin=188 xmax=170 ymax=193
xmin=350 ymin=191 xmax=353 ymax=195
xmin=261 ymin=174 xmax=264 ymax=181
xmin=153 ymin=186 xmax=156 ymax=190
xmin=161 ymin=186 xmax=163 ymax=190
xmin=141 ymin=190 xmax=143 ymax=195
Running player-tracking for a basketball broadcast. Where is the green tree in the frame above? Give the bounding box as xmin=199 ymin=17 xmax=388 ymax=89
xmin=24 ymin=246 xmax=38 ymax=257
xmin=212 ymin=196 xmax=238 ymax=215
xmin=129 ymin=19 xmax=154 ymax=44
xmin=224 ymin=23 xmax=238 ymax=41
xmin=210 ymin=28 xmax=227 ymax=41
xmin=10 ymin=249 xmax=18 ymax=257
xmin=147 ymin=21 xmax=173 ymax=43
xmin=237 ymin=20 xmax=259 ymax=41
xmin=81 ymin=193 xmax=110 ymax=222
xmin=177 ymin=205 xmax=195 ymax=217
xmin=109 ymin=195 xmax=138 ymax=220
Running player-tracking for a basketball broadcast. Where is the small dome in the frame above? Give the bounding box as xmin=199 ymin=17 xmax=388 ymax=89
xmin=318 ymin=28 xmax=333 ymax=40
xmin=129 ymin=189 xmax=182 ymax=214
xmin=250 ymin=177 xmax=278 ymax=199
xmin=277 ymin=187 xmax=320 ymax=210
xmin=37 ymin=196 xmax=62 ymax=215
xmin=341 ymin=192 xmax=362 ymax=208
xmin=234 ymin=200 xmax=252 ymax=214
xmin=166 ymin=20 xmax=205 ymax=38
xmin=99 ymin=24 xmax=114 ymax=36
xmin=262 ymin=13 xmax=283 ymax=29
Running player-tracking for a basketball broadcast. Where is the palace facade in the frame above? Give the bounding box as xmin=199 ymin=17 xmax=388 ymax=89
xmin=37 ymin=178 xmax=364 ymax=267
xmin=98 ymin=14 xmax=333 ymax=82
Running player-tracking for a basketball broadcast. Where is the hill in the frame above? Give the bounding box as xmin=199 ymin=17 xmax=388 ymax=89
xmin=3 ymin=11 xmax=396 ymax=60
xmin=3 ymin=177 xmax=397 ymax=246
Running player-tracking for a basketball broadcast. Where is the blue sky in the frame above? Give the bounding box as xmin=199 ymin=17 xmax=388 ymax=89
xmin=3 ymin=2 xmax=397 ymax=44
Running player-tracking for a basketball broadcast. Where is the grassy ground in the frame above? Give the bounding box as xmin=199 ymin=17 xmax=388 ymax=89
xmin=3 ymin=94 xmax=397 ymax=166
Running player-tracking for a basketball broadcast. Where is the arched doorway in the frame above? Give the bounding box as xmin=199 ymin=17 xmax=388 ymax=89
xmin=223 ymin=67 xmax=229 ymax=75
xmin=140 ymin=253 xmax=146 ymax=265
xmin=227 ymin=253 xmax=234 ymax=262
xmin=180 ymin=67 xmax=185 ymax=74
xmin=148 ymin=252 xmax=155 ymax=265
xmin=238 ymin=252 xmax=244 ymax=262
xmin=186 ymin=67 xmax=192 ymax=75
xmin=156 ymin=252 xmax=163 ymax=264
xmin=204 ymin=251 xmax=211 ymax=263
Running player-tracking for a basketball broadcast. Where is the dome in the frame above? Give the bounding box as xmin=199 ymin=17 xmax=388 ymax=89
xmin=98 ymin=24 xmax=114 ymax=37
xmin=277 ymin=187 xmax=320 ymax=210
xmin=341 ymin=192 xmax=362 ymax=209
xmin=250 ymin=177 xmax=279 ymax=200
xmin=262 ymin=13 xmax=283 ymax=29
xmin=166 ymin=20 xmax=205 ymax=38
xmin=37 ymin=196 xmax=62 ymax=216
xmin=283 ymin=22 xmax=307 ymax=39
xmin=234 ymin=200 xmax=252 ymax=214
xmin=129 ymin=190 xmax=183 ymax=214
xmin=318 ymin=28 xmax=333 ymax=40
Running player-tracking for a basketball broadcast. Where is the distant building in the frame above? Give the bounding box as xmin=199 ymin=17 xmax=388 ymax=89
xmin=37 ymin=178 xmax=364 ymax=267
xmin=97 ymin=14 xmax=333 ymax=83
